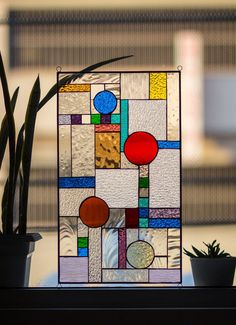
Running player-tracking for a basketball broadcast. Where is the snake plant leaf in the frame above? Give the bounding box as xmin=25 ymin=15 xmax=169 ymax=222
xmin=0 ymin=52 xmax=16 ymax=234
xmin=19 ymin=76 xmax=41 ymax=235
xmin=17 ymin=170 xmax=23 ymax=234
xmin=14 ymin=125 xmax=24 ymax=190
xmin=38 ymin=55 xmax=133 ymax=110
xmin=0 ymin=87 xmax=19 ymax=170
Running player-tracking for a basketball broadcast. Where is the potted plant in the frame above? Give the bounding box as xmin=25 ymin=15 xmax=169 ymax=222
xmin=184 ymin=240 xmax=236 ymax=286
xmin=0 ymin=52 xmax=131 ymax=287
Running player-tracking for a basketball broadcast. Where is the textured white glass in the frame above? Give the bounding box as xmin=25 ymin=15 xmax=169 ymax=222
xmin=121 ymin=73 xmax=149 ymax=99
xmin=150 ymin=149 xmax=180 ymax=208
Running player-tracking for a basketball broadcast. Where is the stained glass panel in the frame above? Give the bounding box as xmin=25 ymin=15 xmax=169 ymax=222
xmin=57 ymin=71 xmax=181 ymax=285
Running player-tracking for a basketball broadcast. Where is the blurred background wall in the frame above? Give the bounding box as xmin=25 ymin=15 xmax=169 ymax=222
xmin=0 ymin=0 xmax=236 ymax=229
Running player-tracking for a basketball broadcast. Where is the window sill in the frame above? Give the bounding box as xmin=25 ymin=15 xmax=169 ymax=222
xmin=0 ymin=287 xmax=236 ymax=309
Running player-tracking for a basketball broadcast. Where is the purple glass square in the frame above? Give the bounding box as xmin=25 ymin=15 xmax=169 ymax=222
xmin=101 ymin=114 xmax=111 ymax=124
xmin=71 ymin=115 xmax=82 ymax=125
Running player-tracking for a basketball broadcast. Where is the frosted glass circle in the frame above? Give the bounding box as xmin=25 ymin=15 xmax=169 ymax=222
xmin=127 ymin=240 xmax=154 ymax=269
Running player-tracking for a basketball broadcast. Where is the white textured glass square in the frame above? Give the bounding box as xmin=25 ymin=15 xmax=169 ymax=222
xmin=96 ymin=169 xmax=139 ymax=208
xmin=59 ymin=125 xmax=71 ymax=177
xmin=73 ymin=73 xmax=120 ymax=84
xmin=168 ymin=229 xmax=181 ymax=268
xmin=167 ymin=72 xmax=180 ymax=140
xmin=78 ymin=218 xmax=88 ymax=237
xmin=102 ymin=229 xmax=118 ymax=268
xmin=60 ymin=257 xmax=88 ymax=282
xmin=60 ymin=217 xmax=77 ymax=256
xmin=139 ymin=228 xmax=167 ymax=256
xmin=91 ymin=84 xmax=105 ymax=99
xmin=150 ymin=149 xmax=180 ymax=208
xmin=59 ymin=115 xmax=71 ymax=125
xmin=129 ymin=100 xmax=166 ymax=140
xmin=121 ymin=73 xmax=149 ymax=99
xmin=82 ymin=115 xmax=90 ymax=124
xmin=59 ymin=92 xmax=90 ymax=114
xmin=72 ymin=125 xmax=95 ymax=176
xmin=59 ymin=188 xmax=94 ymax=216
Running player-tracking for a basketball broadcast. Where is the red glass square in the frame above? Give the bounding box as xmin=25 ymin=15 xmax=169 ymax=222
xmin=125 ymin=208 xmax=139 ymax=228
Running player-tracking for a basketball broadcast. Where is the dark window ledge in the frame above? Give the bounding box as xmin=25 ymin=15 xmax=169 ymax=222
xmin=1 ymin=287 xmax=236 ymax=309
xmin=1 ymin=287 xmax=236 ymax=323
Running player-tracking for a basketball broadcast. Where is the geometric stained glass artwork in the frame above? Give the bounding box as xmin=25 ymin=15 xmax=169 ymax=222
xmin=57 ymin=71 xmax=181 ymax=285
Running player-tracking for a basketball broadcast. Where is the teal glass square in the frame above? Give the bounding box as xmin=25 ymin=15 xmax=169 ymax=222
xmin=139 ymin=218 xmax=148 ymax=228
xmin=139 ymin=198 xmax=149 ymax=208
xmin=111 ymin=114 xmax=120 ymax=124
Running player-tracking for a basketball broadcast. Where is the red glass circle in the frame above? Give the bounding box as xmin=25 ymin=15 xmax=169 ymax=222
xmin=79 ymin=196 xmax=109 ymax=228
xmin=124 ymin=132 xmax=158 ymax=165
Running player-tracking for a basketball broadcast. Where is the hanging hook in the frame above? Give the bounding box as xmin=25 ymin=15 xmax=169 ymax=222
xmin=177 ymin=65 xmax=183 ymax=71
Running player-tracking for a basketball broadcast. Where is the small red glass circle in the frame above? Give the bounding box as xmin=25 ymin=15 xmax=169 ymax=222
xmin=124 ymin=132 xmax=158 ymax=165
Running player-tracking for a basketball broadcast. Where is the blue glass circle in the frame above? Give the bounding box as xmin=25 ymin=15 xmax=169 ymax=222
xmin=93 ymin=90 xmax=117 ymax=114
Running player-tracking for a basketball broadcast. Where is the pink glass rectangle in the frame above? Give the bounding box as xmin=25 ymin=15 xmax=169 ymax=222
xmin=149 ymin=208 xmax=180 ymax=218
xmin=118 ymin=229 xmax=126 ymax=269
xmin=149 ymin=269 xmax=180 ymax=282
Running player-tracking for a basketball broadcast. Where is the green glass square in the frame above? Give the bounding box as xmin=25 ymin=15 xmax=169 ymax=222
xmin=139 ymin=198 xmax=149 ymax=208
xmin=91 ymin=114 xmax=101 ymax=124
xmin=111 ymin=114 xmax=120 ymax=124
xmin=78 ymin=237 xmax=88 ymax=248
xmin=139 ymin=218 xmax=148 ymax=228
xmin=139 ymin=177 xmax=149 ymax=188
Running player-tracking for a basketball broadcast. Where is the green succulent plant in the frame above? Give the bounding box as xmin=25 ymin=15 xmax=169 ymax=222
xmin=183 ymin=240 xmax=231 ymax=258
xmin=0 ymin=52 xmax=132 ymax=235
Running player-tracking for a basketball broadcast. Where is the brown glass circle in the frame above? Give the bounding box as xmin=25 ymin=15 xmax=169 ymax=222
xmin=79 ymin=196 xmax=109 ymax=228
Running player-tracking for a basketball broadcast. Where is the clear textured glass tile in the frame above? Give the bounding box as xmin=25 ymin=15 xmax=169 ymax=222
xmin=59 ymin=188 xmax=94 ymax=216
xmin=150 ymin=150 xmax=180 ymax=208
xmin=104 ymin=209 xmax=125 ymax=228
xmin=129 ymin=100 xmax=166 ymax=141
xmin=59 ymin=125 xmax=71 ymax=177
xmin=59 ymin=92 xmax=90 ymax=114
xmin=167 ymin=72 xmax=180 ymax=140
xmin=72 ymin=125 xmax=95 ymax=177
xmin=89 ymin=228 xmax=102 ymax=282
xmin=102 ymin=229 xmax=118 ymax=268
xmin=60 ymin=217 xmax=77 ymax=256
xmin=139 ymin=228 xmax=167 ymax=256
xmin=121 ymin=73 xmax=149 ymax=99
xmin=102 ymin=269 xmax=148 ymax=282
xmin=72 ymin=73 xmax=120 ymax=84
xmin=168 ymin=228 xmax=181 ymax=268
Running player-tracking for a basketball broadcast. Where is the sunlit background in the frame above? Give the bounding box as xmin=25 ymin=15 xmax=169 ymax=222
xmin=0 ymin=0 xmax=236 ymax=286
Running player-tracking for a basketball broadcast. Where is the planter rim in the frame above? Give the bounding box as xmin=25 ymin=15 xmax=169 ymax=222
xmin=0 ymin=233 xmax=42 ymax=242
